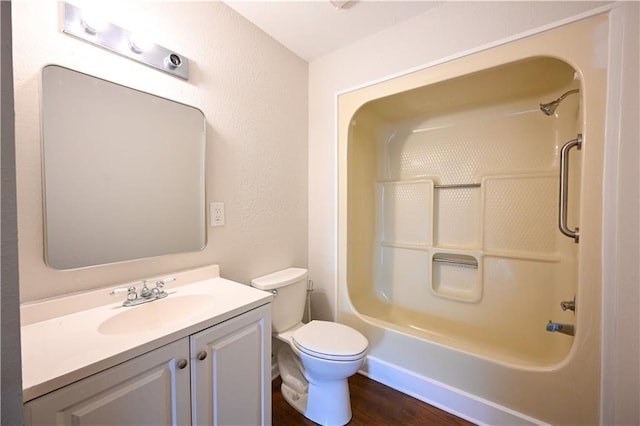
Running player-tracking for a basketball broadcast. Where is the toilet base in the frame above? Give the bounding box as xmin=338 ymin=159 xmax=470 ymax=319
xmin=281 ymin=379 xmax=353 ymax=426
xmin=305 ymin=378 xmax=352 ymax=426
xmin=278 ymin=345 xmax=355 ymax=426
xmin=280 ymin=381 xmax=308 ymax=416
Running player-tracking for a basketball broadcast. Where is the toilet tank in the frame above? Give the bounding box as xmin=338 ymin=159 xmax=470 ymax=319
xmin=251 ymin=268 xmax=308 ymax=333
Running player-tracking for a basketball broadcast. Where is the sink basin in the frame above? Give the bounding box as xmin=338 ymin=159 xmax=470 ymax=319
xmin=98 ymin=295 xmax=215 ymax=335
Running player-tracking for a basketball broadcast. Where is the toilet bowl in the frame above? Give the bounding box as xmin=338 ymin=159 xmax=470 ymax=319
xmin=251 ymin=268 xmax=368 ymax=426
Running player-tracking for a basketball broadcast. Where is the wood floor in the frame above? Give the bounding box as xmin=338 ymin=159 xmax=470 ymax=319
xmin=272 ymin=373 xmax=475 ymax=425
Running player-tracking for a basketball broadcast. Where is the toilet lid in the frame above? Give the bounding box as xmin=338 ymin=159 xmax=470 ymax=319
xmin=292 ymin=321 xmax=368 ymax=361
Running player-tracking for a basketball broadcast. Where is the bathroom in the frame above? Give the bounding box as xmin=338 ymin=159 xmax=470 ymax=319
xmin=1 ymin=1 xmax=638 ymax=425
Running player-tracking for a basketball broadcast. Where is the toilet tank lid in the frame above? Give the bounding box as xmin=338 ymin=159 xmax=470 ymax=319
xmin=251 ymin=267 xmax=308 ymax=290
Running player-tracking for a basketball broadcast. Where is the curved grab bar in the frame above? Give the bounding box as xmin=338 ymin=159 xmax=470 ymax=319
xmin=559 ymin=134 xmax=582 ymax=243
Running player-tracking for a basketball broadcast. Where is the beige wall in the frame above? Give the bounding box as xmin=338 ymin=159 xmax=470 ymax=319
xmin=13 ymin=1 xmax=308 ymax=302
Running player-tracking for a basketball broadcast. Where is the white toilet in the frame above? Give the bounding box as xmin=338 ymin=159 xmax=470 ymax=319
xmin=251 ymin=268 xmax=368 ymax=426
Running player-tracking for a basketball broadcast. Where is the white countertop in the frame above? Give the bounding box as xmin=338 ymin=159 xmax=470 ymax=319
xmin=21 ymin=265 xmax=272 ymax=402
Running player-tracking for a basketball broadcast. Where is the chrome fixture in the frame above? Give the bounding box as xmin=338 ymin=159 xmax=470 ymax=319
xmin=560 ymin=297 xmax=576 ymax=312
xmin=111 ymin=277 xmax=176 ymax=307
xmin=559 ymin=134 xmax=582 ymax=243
xmin=539 ymin=89 xmax=580 ymax=116
xmin=546 ymin=321 xmax=575 ymax=336
xmin=62 ymin=2 xmax=189 ymax=80
xmin=329 ymin=0 xmax=354 ymax=9
xmin=432 ymin=254 xmax=478 ymax=269
xmin=433 ymin=183 xmax=482 ymax=189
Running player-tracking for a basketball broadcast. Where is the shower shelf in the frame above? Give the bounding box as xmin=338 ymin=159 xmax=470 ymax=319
xmin=434 ymin=183 xmax=481 ymax=189
xmin=431 ymin=251 xmax=482 ymax=303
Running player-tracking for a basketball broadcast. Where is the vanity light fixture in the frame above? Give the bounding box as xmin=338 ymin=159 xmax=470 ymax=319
xmin=62 ymin=2 xmax=189 ymax=80
xmin=329 ymin=0 xmax=354 ymax=9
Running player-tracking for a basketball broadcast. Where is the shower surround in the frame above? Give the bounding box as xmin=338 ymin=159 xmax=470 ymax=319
xmin=338 ymin=15 xmax=606 ymax=425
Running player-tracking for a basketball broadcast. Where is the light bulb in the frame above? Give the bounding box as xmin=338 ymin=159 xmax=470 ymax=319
xmin=129 ymin=33 xmax=154 ymax=53
xmin=80 ymin=10 xmax=108 ymax=34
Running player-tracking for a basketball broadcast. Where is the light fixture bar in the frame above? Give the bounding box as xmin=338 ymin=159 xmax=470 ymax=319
xmin=62 ymin=2 xmax=189 ymax=80
xmin=329 ymin=0 xmax=353 ymax=9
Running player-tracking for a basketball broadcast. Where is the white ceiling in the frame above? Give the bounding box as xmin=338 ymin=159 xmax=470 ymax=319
xmin=223 ymin=1 xmax=441 ymax=62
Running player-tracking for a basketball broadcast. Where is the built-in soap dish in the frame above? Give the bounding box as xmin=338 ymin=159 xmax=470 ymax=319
xmin=430 ymin=250 xmax=482 ymax=303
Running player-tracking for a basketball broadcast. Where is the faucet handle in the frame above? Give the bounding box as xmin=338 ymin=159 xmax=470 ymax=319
xmin=154 ymin=277 xmax=175 ymax=294
xmin=110 ymin=286 xmax=138 ymax=301
xmin=126 ymin=286 xmax=137 ymax=301
xmin=155 ymin=276 xmax=176 ymax=287
xmin=110 ymin=287 xmax=128 ymax=296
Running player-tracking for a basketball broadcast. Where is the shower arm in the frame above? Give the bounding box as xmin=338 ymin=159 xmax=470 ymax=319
xmin=559 ymin=134 xmax=582 ymax=243
xmin=556 ymin=88 xmax=580 ymax=103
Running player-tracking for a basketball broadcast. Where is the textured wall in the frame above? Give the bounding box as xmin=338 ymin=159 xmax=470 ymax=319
xmin=13 ymin=1 xmax=308 ymax=301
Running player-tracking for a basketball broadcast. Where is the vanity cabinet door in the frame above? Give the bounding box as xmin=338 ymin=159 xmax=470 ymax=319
xmin=190 ymin=304 xmax=271 ymax=426
xmin=24 ymin=338 xmax=191 ymax=426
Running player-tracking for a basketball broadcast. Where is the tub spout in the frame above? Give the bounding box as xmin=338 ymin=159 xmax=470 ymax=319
xmin=546 ymin=321 xmax=575 ymax=336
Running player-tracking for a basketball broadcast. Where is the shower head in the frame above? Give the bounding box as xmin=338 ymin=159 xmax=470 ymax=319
xmin=539 ymin=89 xmax=580 ymax=116
xmin=540 ymin=100 xmax=561 ymax=116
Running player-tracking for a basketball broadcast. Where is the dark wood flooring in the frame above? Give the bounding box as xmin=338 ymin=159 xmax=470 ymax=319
xmin=272 ymin=373 xmax=475 ymax=425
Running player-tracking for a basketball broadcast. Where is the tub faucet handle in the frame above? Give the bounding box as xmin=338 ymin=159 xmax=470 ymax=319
xmin=560 ymin=296 xmax=576 ymax=312
xmin=560 ymin=300 xmax=575 ymax=312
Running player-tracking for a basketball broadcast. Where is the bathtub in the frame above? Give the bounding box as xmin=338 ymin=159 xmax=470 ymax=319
xmin=338 ymin=15 xmax=607 ymax=425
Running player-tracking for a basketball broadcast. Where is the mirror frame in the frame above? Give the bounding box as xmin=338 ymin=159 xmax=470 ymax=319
xmin=41 ymin=65 xmax=207 ymax=269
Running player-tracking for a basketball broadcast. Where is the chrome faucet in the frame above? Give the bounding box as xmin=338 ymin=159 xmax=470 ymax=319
xmin=546 ymin=321 xmax=575 ymax=336
xmin=139 ymin=280 xmax=153 ymax=299
xmin=111 ymin=277 xmax=175 ymax=307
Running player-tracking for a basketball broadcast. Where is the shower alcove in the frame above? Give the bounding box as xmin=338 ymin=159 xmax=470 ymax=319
xmin=338 ymin=14 xmax=606 ymax=425
xmin=347 ymin=56 xmax=580 ymax=366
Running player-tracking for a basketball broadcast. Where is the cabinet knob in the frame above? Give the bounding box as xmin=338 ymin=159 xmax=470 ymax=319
xmin=197 ymin=351 xmax=207 ymax=361
xmin=177 ymin=359 xmax=188 ymax=369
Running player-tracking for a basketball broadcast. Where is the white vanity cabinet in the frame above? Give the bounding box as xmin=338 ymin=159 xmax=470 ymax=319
xmin=24 ymin=338 xmax=192 ymax=425
xmin=191 ymin=303 xmax=271 ymax=425
xmin=24 ymin=304 xmax=271 ymax=426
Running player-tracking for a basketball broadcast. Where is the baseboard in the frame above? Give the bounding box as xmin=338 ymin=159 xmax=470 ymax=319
xmin=360 ymin=356 xmax=548 ymax=426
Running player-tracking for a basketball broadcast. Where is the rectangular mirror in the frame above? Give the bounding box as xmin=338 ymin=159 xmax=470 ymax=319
xmin=42 ymin=65 xmax=206 ymax=270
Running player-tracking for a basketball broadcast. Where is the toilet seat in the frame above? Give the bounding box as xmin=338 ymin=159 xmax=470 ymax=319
xmin=292 ymin=320 xmax=368 ymax=361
